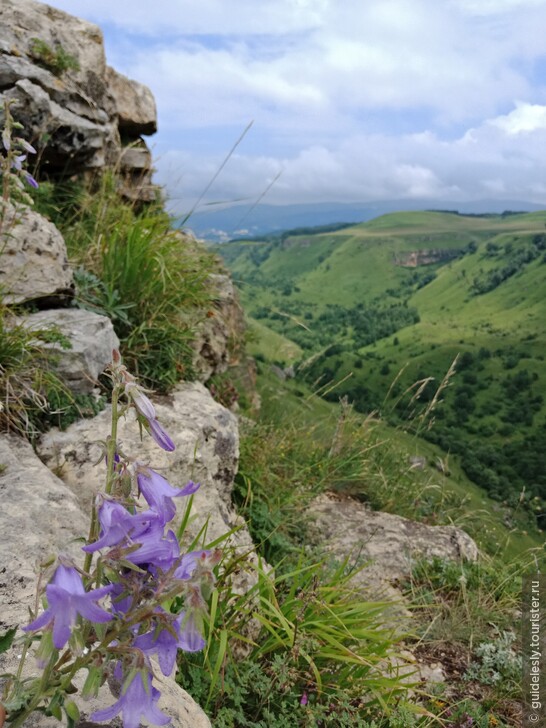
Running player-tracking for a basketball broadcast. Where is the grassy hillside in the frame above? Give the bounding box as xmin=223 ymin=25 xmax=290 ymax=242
xmin=218 ymin=210 xmax=546 ymax=543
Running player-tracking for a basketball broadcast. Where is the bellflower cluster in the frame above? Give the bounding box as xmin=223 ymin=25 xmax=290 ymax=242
xmin=1 ymin=99 xmax=39 ymax=195
xmin=1 ymin=352 xmax=221 ymax=728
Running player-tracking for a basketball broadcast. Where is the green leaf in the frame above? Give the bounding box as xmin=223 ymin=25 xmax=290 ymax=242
xmin=206 ymin=628 xmax=228 ymax=707
xmin=0 ymin=627 xmax=17 ymax=654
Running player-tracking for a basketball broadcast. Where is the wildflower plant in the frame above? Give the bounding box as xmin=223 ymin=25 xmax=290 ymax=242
xmin=0 ymin=351 xmax=219 ymax=727
xmin=1 ymin=98 xmax=38 ymax=221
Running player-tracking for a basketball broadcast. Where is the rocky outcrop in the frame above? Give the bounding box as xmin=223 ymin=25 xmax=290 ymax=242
xmin=38 ymin=382 xmax=259 ymax=591
xmin=0 ymin=202 xmax=73 ymax=304
xmin=192 ymin=273 xmax=248 ymax=383
xmin=105 ymin=66 xmax=157 ymax=136
xmin=309 ymin=492 xmax=478 ymax=600
xmin=19 ymin=308 xmax=119 ymax=393
xmin=0 ymin=0 xmax=157 ymax=201
xmin=394 ymin=249 xmax=462 ymax=267
xmin=0 ymin=434 xmax=212 ymax=728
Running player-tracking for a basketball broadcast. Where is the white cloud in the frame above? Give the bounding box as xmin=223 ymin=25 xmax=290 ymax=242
xmin=43 ymin=0 xmax=546 ymax=207
xmin=156 ymin=107 xmax=546 ymax=211
xmin=41 ymin=0 xmax=328 ymax=35
xmin=489 ymin=102 xmax=546 ymax=134
xmin=453 ymin=0 xmax=546 ymax=15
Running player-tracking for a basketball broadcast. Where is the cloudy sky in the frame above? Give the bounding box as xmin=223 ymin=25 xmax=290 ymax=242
xmin=47 ymin=0 xmax=546 ymax=213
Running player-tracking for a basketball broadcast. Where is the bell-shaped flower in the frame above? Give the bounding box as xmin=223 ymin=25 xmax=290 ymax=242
xmin=16 ymin=138 xmax=37 ymax=154
xmin=125 ymin=527 xmax=180 ymax=572
xmin=177 ymin=610 xmax=206 ymax=653
xmin=173 ymin=549 xmax=210 ymax=581
xmin=90 ymin=668 xmax=169 ymax=728
xmin=82 ymin=498 xmax=158 ymax=552
xmin=136 ymin=466 xmax=200 ymax=523
xmin=125 ymin=381 xmax=175 ymax=451
xmin=134 ymin=609 xmax=202 ymax=676
xmin=23 ymin=565 xmax=113 ymax=649
xmin=147 ymin=418 xmax=175 ymax=452
xmin=125 ymin=382 xmax=157 ymax=421
xmin=23 ymin=172 xmax=39 ymax=189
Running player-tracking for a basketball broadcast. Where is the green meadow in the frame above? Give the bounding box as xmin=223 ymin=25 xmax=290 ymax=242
xmin=219 ymin=210 xmax=546 ymax=554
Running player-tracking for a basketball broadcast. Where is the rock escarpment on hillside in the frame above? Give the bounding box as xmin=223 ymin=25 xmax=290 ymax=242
xmin=0 ymin=0 xmax=157 ymax=201
xmin=0 ymin=0 xmax=249 ymax=392
xmin=393 ymin=248 xmax=462 ymax=267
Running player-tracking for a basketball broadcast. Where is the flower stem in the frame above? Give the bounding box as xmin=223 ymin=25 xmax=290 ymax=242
xmin=83 ymin=385 xmax=120 ymax=576
xmin=105 ymin=386 xmax=120 ymax=497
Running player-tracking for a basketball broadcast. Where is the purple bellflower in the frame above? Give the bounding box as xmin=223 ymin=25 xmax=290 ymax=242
xmin=125 ymin=380 xmax=175 ymax=452
xmin=24 ymin=172 xmax=39 ymax=189
xmin=23 ymin=565 xmax=113 ymax=649
xmin=82 ymin=498 xmax=158 ymax=552
xmin=173 ymin=549 xmax=210 ymax=581
xmin=134 ymin=609 xmax=205 ymax=676
xmin=125 ymin=382 xmax=157 ymax=421
xmin=136 ymin=465 xmax=200 ymax=523
xmin=177 ymin=610 xmax=206 ymax=653
xmin=147 ymin=418 xmax=175 ymax=452
xmin=90 ymin=668 xmax=169 ymax=728
xmin=17 ymin=138 xmax=37 ymax=154
xmin=125 ymin=527 xmax=180 ymax=572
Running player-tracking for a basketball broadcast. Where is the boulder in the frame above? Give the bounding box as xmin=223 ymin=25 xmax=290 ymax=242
xmin=38 ymin=383 xmax=258 ymax=585
xmin=309 ymin=493 xmax=478 ymax=597
xmin=19 ymin=308 xmax=119 ymax=394
xmin=0 ymin=436 xmax=212 ymax=728
xmin=0 ymin=202 xmax=73 ymax=304
xmin=0 ymin=434 xmax=88 ymax=635
xmin=106 ymin=66 xmax=157 ymax=136
xmin=0 ymin=0 xmax=108 ymax=103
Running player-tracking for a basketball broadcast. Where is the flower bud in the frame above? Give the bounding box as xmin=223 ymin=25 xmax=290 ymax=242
xmin=81 ymin=664 xmax=104 ymax=700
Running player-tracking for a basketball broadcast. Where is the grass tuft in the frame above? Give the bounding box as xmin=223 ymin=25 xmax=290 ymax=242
xmin=33 ymin=172 xmax=218 ymax=390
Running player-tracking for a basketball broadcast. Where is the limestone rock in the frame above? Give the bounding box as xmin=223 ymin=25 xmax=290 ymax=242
xmin=117 ymin=140 xmax=157 ymax=203
xmin=0 ymin=0 xmax=157 ymax=200
xmin=0 ymin=0 xmax=108 ymax=101
xmin=19 ymin=308 xmax=119 ymax=394
xmin=119 ymin=141 xmax=153 ymax=171
xmin=38 ymin=383 xmax=258 ymax=588
xmin=106 ymin=66 xmax=158 ymax=136
xmin=0 ymin=435 xmax=88 ymax=635
xmin=192 ymin=273 xmax=247 ymax=382
xmin=4 ymin=78 xmax=119 ymax=171
xmin=0 ymin=202 xmax=73 ymax=304
xmin=309 ymin=493 xmax=478 ymax=597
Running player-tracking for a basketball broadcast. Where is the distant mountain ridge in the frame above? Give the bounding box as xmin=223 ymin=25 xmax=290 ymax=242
xmin=178 ymin=199 xmax=544 ymax=241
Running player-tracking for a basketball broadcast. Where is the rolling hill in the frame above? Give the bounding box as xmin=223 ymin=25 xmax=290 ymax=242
xmin=218 ymin=210 xmax=546 ymax=537
xmin=180 ymin=199 xmax=544 ymax=241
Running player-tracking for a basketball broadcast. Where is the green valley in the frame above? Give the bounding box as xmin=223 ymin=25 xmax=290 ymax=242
xmin=218 ymin=210 xmax=546 ymax=546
